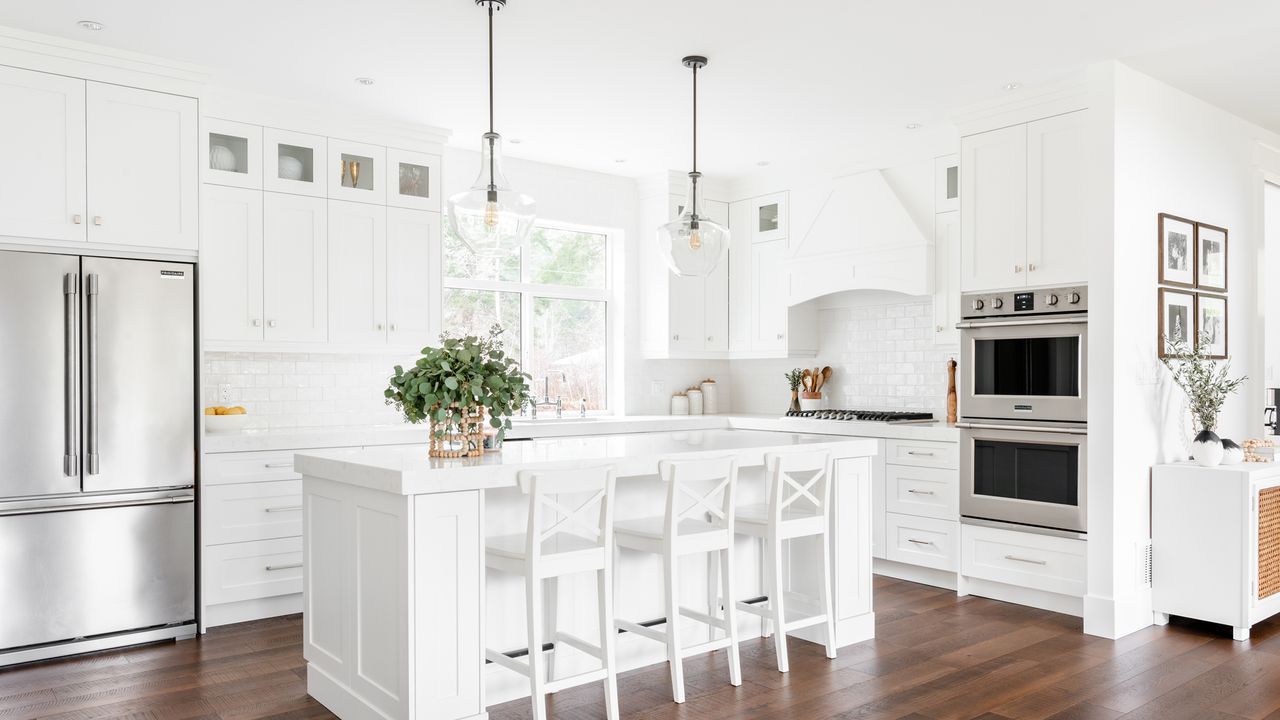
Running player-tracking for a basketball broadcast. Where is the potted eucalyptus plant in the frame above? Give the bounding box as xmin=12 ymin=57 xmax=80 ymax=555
xmin=1160 ymin=331 xmax=1247 ymax=466
xmin=385 ymin=325 xmax=531 ymax=458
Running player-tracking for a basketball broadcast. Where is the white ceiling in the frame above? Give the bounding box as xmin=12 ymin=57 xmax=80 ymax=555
xmin=3 ymin=1 xmax=1279 ymax=179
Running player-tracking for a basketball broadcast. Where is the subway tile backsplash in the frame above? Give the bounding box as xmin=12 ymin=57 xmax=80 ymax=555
xmin=203 ymin=352 xmax=411 ymax=429
xmin=729 ymin=298 xmax=959 ymax=415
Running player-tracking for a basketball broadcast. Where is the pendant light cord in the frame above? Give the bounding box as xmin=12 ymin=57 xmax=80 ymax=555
xmin=691 ymin=63 xmax=698 ymax=174
xmin=487 ymin=3 xmax=496 ymax=192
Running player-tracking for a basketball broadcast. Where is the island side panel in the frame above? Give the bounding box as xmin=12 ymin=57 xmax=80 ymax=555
xmin=304 ymin=476 xmax=416 ymax=720
xmin=413 ymin=490 xmax=485 ymax=720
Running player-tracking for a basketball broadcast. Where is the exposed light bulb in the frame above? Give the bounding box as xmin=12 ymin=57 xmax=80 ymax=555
xmin=689 ymin=227 xmax=702 ymax=250
xmin=484 ymin=199 xmax=500 ymax=229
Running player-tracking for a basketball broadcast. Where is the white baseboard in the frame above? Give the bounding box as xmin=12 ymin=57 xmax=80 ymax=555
xmin=873 ymin=558 xmax=959 ymax=591
xmin=962 ymin=577 xmax=1083 ymax=617
xmin=202 ymin=593 xmax=302 ymax=631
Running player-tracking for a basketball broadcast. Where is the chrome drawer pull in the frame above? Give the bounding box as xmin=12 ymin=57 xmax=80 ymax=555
xmin=906 ymin=538 xmax=933 ymax=546
xmin=264 ymin=505 xmax=302 ymax=513
xmin=1004 ymin=554 xmax=1047 ymax=566
xmin=907 ymin=489 xmax=935 ymax=496
xmin=264 ymin=462 xmax=293 ymax=469
xmin=265 ymin=562 xmax=303 ymax=572
xmin=906 ymin=450 xmax=935 ymax=457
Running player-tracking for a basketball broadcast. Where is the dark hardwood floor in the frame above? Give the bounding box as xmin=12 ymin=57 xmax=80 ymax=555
xmin=4 ymin=576 xmax=1280 ymax=719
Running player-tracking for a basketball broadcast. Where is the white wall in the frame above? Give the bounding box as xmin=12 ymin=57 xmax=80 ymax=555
xmin=442 ymin=146 xmax=728 ymax=416
xmin=1085 ymin=62 xmax=1280 ymax=639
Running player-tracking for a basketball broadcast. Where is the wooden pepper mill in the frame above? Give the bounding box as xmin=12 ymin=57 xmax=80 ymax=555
xmin=946 ymin=358 xmax=958 ymax=424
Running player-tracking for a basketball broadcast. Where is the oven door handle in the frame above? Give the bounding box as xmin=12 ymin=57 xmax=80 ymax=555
xmin=956 ymin=317 xmax=1087 ymax=329
xmin=955 ymin=421 xmax=1088 ymax=435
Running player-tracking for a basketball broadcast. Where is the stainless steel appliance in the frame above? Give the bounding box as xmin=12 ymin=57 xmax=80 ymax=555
xmin=957 ymin=285 xmax=1088 ymax=534
xmin=782 ymin=409 xmax=935 ymax=424
xmin=0 ymin=250 xmax=196 ymax=665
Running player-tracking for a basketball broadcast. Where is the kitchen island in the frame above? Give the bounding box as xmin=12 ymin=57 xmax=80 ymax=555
xmin=296 ymin=428 xmax=878 ymax=720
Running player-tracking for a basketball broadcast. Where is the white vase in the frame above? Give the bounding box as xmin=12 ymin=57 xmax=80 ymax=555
xmin=700 ymin=381 xmax=718 ymax=415
xmin=278 ymin=154 xmax=305 ymax=180
xmin=1191 ymin=429 xmax=1223 ymax=467
xmin=670 ymin=395 xmax=689 ymax=416
xmin=209 ymin=144 xmax=237 ymax=172
xmin=1221 ymin=439 xmax=1245 ymax=465
xmin=687 ymin=389 xmax=703 ymax=415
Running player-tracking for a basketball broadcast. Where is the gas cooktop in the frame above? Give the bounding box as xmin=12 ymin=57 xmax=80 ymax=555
xmin=783 ymin=409 xmax=936 ymax=424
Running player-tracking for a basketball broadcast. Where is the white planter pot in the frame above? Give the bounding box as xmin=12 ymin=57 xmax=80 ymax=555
xmin=1191 ymin=429 xmax=1224 ymax=467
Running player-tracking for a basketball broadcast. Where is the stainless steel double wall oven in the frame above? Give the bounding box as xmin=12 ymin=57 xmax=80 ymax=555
xmin=957 ymin=285 xmax=1088 ymax=534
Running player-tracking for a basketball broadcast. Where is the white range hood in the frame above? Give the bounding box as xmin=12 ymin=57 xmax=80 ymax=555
xmin=786 ymin=169 xmax=931 ymax=305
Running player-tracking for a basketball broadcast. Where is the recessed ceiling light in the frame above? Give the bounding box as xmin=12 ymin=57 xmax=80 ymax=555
xmin=756 ymin=160 xmax=771 ymax=167
xmin=613 ymin=158 xmax=627 ymax=164
xmin=905 ymin=123 xmax=922 ymax=130
xmin=354 ymin=77 xmax=375 ymax=86
xmin=1003 ymin=82 xmax=1022 ymax=91
xmin=509 ymin=138 xmax=523 ymax=144
xmin=76 ymin=20 xmax=104 ymax=31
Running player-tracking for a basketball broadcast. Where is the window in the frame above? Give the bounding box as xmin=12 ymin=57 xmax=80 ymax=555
xmin=443 ymin=223 xmax=612 ymax=411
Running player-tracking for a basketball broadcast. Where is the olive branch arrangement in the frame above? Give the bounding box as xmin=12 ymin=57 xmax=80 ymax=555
xmin=1160 ymin=331 xmax=1246 ymax=432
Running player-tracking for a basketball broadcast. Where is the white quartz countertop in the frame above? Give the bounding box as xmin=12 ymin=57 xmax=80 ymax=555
xmin=204 ymin=413 xmax=957 ymax=454
xmin=294 ymin=428 xmax=879 ymax=495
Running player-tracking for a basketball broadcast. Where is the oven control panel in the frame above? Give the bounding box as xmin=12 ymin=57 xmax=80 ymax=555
xmin=961 ymin=285 xmax=1088 ymax=319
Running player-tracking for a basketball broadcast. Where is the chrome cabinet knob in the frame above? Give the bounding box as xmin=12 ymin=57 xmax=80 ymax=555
xmin=376 ymin=322 xmax=385 ymax=330
xmin=251 ymin=319 xmax=262 ymax=327
xmin=672 ymin=334 xmax=679 ymax=341
xmin=1028 ymin=263 xmax=1037 ymax=272
xmin=92 ymin=216 xmax=103 ymax=226
xmin=776 ymin=333 xmax=784 ymax=340
xmin=268 ymin=319 xmax=278 ymax=328
xmin=1014 ymin=265 xmax=1023 ymax=273
xmin=73 ymin=214 xmax=83 ymax=225
xmin=390 ymin=323 xmax=398 ymax=331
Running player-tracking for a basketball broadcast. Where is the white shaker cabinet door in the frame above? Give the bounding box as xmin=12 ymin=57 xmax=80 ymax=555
xmin=667 ymin=274 xmax=705 ymax=353
xmin=932 ymin=211 xmax=961 ymax=345
xmin=328 ymin=200 xmax=387 ymax=345
xmin=0 ymin=67 xmax=86 ymax=244
xmin=960 ymin=124 xmax=1026 ymax=292
xmin=86 ymin=82 xmax=198 ymax=251
xmin=752 ymin=238 xmax=788 ymax=351
xmin=263 ymin=192 xmax=328 ymax=343
xmin=1026 ymin=110 xmax=1088 ymax=287
xmin=386 ymin=208 xmax=440 ymax=350
xmin=201 ymin=186 xmax=264 ymax=342
xmin=703 ymin=199 xmax=730 ymax=352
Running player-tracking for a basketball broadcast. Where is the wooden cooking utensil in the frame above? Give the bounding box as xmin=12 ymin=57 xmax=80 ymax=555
xmin=802 ymin=368 xmax=813 ymax=392
xmin=818 ymin=366 xmax=832 ymax=392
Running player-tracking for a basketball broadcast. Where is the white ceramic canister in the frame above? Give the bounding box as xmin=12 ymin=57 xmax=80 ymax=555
xmin=670 ymin=394 xmax=690 ymax=415
xmin=687 ymin=389 xmax=704 ymax=415
xmin=700 ymin=380 xmax=718 ymax=414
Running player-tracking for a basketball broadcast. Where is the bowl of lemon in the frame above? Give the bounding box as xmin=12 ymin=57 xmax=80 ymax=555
xmin=204 ymin=405 xmax=251 ymax=433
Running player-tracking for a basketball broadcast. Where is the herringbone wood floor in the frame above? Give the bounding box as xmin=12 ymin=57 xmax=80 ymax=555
xmin=4 ymin=576 xmax=1280 ymax=719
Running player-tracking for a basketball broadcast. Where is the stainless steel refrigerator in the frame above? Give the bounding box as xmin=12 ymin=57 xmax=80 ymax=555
xmin=0 ymin=250 xmax=197 ymax=665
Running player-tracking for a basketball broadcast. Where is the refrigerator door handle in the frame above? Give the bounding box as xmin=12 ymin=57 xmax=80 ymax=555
xmin=63 ymin=273 xmax=78 ymax=477
xmin=0 ymin=494 xmax=194 ymax=517
xmin=86 ymin=272 xmax=99 ymax=476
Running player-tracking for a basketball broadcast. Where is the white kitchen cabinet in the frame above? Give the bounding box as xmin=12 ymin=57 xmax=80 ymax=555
xmin=86 ymin=82 xmax=198 ymax=251
xmin=960 ymin=111 xmax=1087 ymax=292
xmin=204 ymin=118 xmax=262 ymax=190
xmin=1026 ymin=112 xmax=1089 ymax=287
xmin=933 ymin=211 xmax=961 ymax=344
xmin=263 ymin=192 xmax=328 ymax=342
xmin=726 ymin=197 xmax=817 ymax=358
xmin=264 ymin=128 xmax=327 ymax=197
xmin=934 ymin=154 xmax=960 ymax=214
xmin=328 ymin=200 xmax=388 ymax=345
xmin=0 ymin=66 xmax=86 ymax=244
xmin=328 ymin=138 xmax=387 ymax=204
xmin=752 ymin=238 xmax=789 ymax=350
xmin=872 ymin=438 xmax=959 ymax=581
xmin=961 ymin=123 xmax=1026 ymax=292
xmin=386 ymin=208 xmax=441 ymax=349
xmin=201 ymin=186 xmax=264 ymax=342
xmin=386 ymin=148 xmax=441 ymax=212
xmin=750 ymin=191 xmax=788 ymax=244
xmin=703 ymin=200 xmax=730 ymax=352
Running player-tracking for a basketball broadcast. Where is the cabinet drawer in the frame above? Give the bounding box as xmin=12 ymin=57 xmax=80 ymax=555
xmin=203 ymin=479 xmax=302 ymax=545
xmin=885 ymin=439 xmax=958 ymax=469
xmin=961 ymin=524 xmax=1086 ymax=597
xmin=202 ymin=537 xmax=303 ymax=605
xmin=885 ymin=465 xmax=957 ymax=520
xmin=885 ymin=513 xmax=958 ymax=571
xmin=204 ymin=450 xmax=303 ymax=486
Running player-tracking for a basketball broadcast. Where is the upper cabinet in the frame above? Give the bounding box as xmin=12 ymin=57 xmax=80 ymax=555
xmin=328 ymin=139 xmax=386 ymax=205
xmin=750 ymin=191 xmax=788 ymax=244
xmin=960 ymin=110 xmax=1087 ymax=292
xmin=933 ymin=211 xmax=961 ymax=345
xmin=86 ymin=82 xmax=198 ymax=251
xmin=204 ymin=118 xmax=262 ymax=190
xmin=0 ymin=66 xmax=86 ymax=244
xmin=386 ymin=148 xmax=441 ymax=212
xmin=264 ymin=128 xmax=327 ymax=197
xmin=934 ymin=154 xmax=959 ymax=214
xmin=0 ymin=67 xmax=197 ymax=251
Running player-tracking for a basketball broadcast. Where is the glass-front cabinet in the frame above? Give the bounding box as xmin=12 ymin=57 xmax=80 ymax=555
xmin=751 ymin=191 xmax=788 ymax=243
xmin=328 ymin=139 xmax=386 ymax=204
xmin=203 ymin=118 xmax=261 ymax=190
xmin=386 ymin=147 xmax=441 ymax=212
xmin=263 ymin=128 xmax=326 ymax=197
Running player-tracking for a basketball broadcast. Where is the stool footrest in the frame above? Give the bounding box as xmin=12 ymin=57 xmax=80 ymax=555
xmin=783 ymin=614 xmax=828 ymax=632
xmin=678 ymin=605 xmax=727 ymax=629
xmin=735 ymin=599 xmax=772 ymax=618
xmin=554 ymin=630 xmax=604 ymax=660
xmin=679 ymin=637 xmax=734 ymax=659
xmin=616 ymin=618 xmax=666 ymax=643
xmin=485 ymin=648 xmax=530 ymax=676
xmin=545 ymin=668 xmax=608 ymax=694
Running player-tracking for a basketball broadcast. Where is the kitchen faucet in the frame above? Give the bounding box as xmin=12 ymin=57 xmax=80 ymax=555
xmin=526 ymin=372 xmax=567 ymax=419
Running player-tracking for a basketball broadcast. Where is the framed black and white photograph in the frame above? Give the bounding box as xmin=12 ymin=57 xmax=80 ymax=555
xmin=1196 ymin=222 xmax=1228 ymax=292
xmin=1196 ymin=293 xmax=1228 ymax=358
xmin=1158 ymin=213 xmax=1197 ymax=287
xmin=1158 ymin=287 xmax=1196 ymax=357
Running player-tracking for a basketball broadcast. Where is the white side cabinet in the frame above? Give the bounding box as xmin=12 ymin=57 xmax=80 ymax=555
xmin=386 ymin=208 xmax=441 ymax=349
xmin=933 ymin=211 xmax=961 ymax=344
xmin=872 ymin=438 xmax=960 ymax=576
xmin=1153 ymin=463 xmax=1280 ymax=641
xmin=0 ymin=66 xmax=86 ymax=244
xmin=86 ymin=82 xmax=198 ymax=251
xmin=264 ymin=192 xmax=328 ymax=343
xmin=201 ymin=185 xmax=264 ymax=342
xmin=960 ymin=110 xmax=1087 ymax=292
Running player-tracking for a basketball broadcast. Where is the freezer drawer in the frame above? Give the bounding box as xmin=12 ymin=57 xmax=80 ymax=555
xmin=0 ymin=496 xmax=195 ymax=651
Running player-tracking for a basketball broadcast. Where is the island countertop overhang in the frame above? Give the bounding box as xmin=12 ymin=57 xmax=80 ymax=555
xmin=294 ymin=428 xmax=879 ymax=495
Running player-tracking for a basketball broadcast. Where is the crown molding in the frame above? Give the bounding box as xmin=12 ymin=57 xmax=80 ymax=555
xmin=949 ymin=72 xmax=1089 ymax=136
xmin=0 ymin=24 xmax=209 ymax=96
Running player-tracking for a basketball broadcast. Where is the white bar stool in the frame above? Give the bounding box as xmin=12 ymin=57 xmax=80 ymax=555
xmin=484 ymin=465 xmax=620 ymax=720
xmin=734 ymin=450 xmax=837 ymax=673
xmin=613 ymin=455 xmax=742 ymax=703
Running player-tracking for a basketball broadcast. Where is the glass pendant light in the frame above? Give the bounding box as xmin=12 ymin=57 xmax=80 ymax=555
xmin=656 ymin=55 xmax=729 ymax=278
xmin=448 ymin=0 xmax=535 ymax=257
